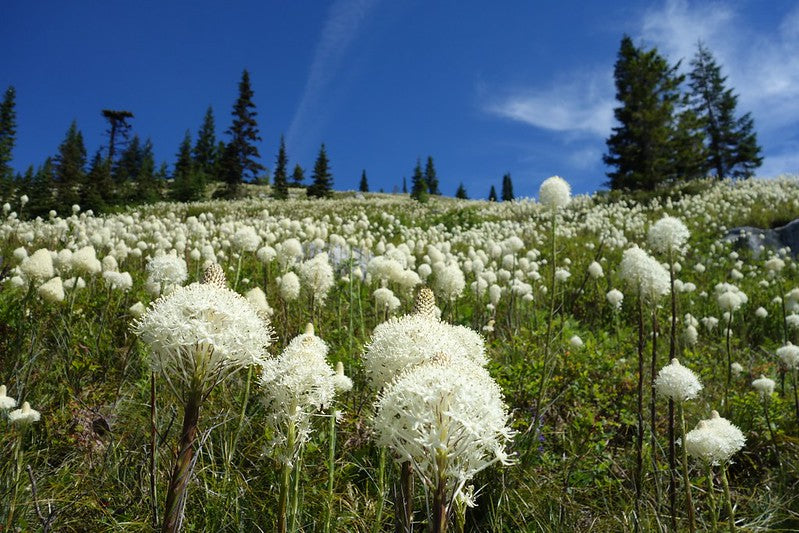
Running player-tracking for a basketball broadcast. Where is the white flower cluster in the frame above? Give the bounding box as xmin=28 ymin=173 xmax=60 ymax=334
xmin=145 ymin=253 xmax=188 ymax=295
xmin=751 ymin=375 xmax=775 ymax=396
xmin=684 ymin=411 xmax=746 ymax=465
xmin=776 ymin=342 xmax=799 ymax=370
xmin=260 ymin=324 xmax=338 ymax=461
xmin=654 ymin=359 xmax=703 ymax=402
xmin=619 ymin=246 xmax=670 ymax=301
xmin=298 ymin=252 xmax=335 ymax=306
xmin=132 ymin=280 xmax=272 ymax=392
xmin=538 ymin=175 xmax=571 ymax=209
xmin=373 ymin=355 xmax=514 ymax=506
xmin=647 ymin=216 xmax=689 ymax=256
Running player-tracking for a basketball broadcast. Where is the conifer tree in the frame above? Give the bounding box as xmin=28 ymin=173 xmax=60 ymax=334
xmin=101 ymin=109 xmax=134 ymax=164
xmin=410 ymin=159 xmax=428 ymax=202
xmin=501 ymin=173 xmax=514 ymax=201
xmin=455 ymin=182 xmax=468 ymax=199
xmin=0 ymin=86 xmax=17 ymax=198
xmin=291 ymin=164 xmax=305 ymax=187
xmin=222 ymin=69 xmax=264 ymax=191
xmin=359 ymin=169 xmax=369 ymax=192
xmin=54 ymin=121 xmax=87 ymax=210
xmin=135 ymin=139 xmax=161 ymax=203
xmin=82 ymin=150 xmax=112 ymax=211
xmin=402 ymin=176 xmax=407 ymax=194
xmin=425 ymin=156 xmax=440 ymax=195
xmin=488 ymin=185 xmax=497 ymax=202
xmin=272 ymin=135 xmax=289 ymax=199
xmin=26 ymin=159 xmax=56 ymax=217
xmin=193 ymin=106 xmax=217 ymax=180
xmin=114 ymin=134 xmax=143 ymax=183
xmin=172 ymin=131 xmax=202 ymax=202
xmin=604 ymin=35 xmax=694 ymax=190
xmin=688 ymin=42 xmax=762 ymax=179
xmin=307 ymin=144 xmax=333 ymax=198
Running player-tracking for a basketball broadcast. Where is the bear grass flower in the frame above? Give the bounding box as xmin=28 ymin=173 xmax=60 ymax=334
xmin=37 ymin=276 xmax=65 ymax=303
xmin=373 ymin=355 xmax=514 ymax=517
xmin=647 ymin=216 xmax=690 ymax=256
xmin=684 ymin=411 xmax=746 ymax=465
xmin=8 ymin=401 xmax=41 ymax=424
xmin=655 ymin=358 xmax=703 ymax=402
xmin=0 ymin=385 xmax=18 ymax=410
xmin=619 ymin=246 xmax=669 ymax=301
xmin=20 ymin=248 xmax=54 ymax=282
xmin=261 ymin=323 xmax=337 ymax=460
xmin=752 ymin=375 xmax=775 ymax=396
xmin=776 ymin=342 xmax=799 ymax=370
xmin=538 ymin=175 xmax=571 ymax=209
xmin=132 ymin=267 xmax=272 ymax=395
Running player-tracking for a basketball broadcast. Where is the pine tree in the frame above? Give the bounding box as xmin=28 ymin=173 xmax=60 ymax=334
xmin=307 ymin=144 xmax=333 ymax=198
xmin=223 ymin=69 xmax=264 ymax=191
xmin=0 ymin=86 xmax=17 ymax=199
xmin=402 ymin=176 xmax=407 ymax=194
xmin=455 ymin=182 xmax=468 ymax=199
xmin=114 ymin=134 xmax=143 ymax=183
xmin=172 ymin=131 xmax=202 ymax=202
xmin=291 ymin=164 xmax=305 ymax=188
xmin=501 ymin=173 xmax=514 ymax=201
xmin=193 ymin=106 xmax=217 ymax=180
xmin=135 ymin=139 xmax=162 ymax=203
xmin=272 ymin=135 xmax=289 ymax=199
xmin=54 ymin=121 xmax=87 ymax=210
xmin=688 ymin=42 xmax=762 ymax=179
xmin=410 ymin=159 xmax=428 ymax=202
xmin=359 ymin=169 xmax=369 ymax=193
xmin=604 ymin=35 xmax=689 ymax=190
xmin=488 ymin=185 xmax=497 ymax=202
xmin=425 ymin=156 xmax=440 ymax=195
xmin=26 ymin=159 xmax=56 ymax=217
xmin=82 ymin=150 xmax=112 ymax=212
xmin=101 ymin=109 xmax=134 ymax=164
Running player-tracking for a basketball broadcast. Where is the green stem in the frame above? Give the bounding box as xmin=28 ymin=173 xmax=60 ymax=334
xmin=634 ymin=295 xmax=644 ymax=531
xmin=289 ymin=445 xmax=303 ymax=533
xmin=277 ymin=422 xmax=296 ymax=533
xmin=228 ymin=366 xmax=253 ymax=466
xmin=323 ymin=411 xmax=338 ymax=533
xmin=762 ymin=396 xmax=781 ymax=466
xmin=719 ymin=463 xmax=735 ymax=532
xmin=372 ymin=447 xmax=386 ymax=533
xmin=706 ymin=464 xmax=717 ymax=533
xmin=650 ymin=307 xmax=661 ymax=512
xmin=4 ymin=428 xmax=25 ymax=531
xmin=150 ymin=373 xmax=158 ymax=530
xmin=678 ymin=403 xmax=696 ymax=533
xmin=162 ymin=385 xmax=203 ymax=533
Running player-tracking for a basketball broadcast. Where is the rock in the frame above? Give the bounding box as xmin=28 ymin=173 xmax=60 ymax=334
xmin=724 ymin=218 xmax=798 ymax=257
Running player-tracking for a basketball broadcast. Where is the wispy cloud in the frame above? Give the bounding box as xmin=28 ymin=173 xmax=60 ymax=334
xmin=641 ymin=0 xmax=799 ymax=127
xmin=485 ymin=71 xmax=615 ymax=137
xmin=286 ymin=0 xmax=378 ymax=152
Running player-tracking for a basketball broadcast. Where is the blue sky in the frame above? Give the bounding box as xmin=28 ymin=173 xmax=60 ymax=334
xmin=2 ymin=0 xmax=798 ymax=198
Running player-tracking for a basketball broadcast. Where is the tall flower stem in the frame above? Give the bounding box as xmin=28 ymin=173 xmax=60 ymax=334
xmin=649 ymin=307 xmax=661 ymax=512
xmin=323 ymin=411 xmax=338 ymax=533
xmin=678 ymin=403 xmax=696 ymax=533
xmin=372 ymin=447 xmax=386 ymax=533
xmin=228 ymin=366 xmax=253 ymax=466
xmin=762 ymin=395 xmax=781 ymax=466
xmin=705 ymin=464 xmax=718 ymax=533
xmin=634 ymin=295 xmax=645 ymax=531
xmin=277 ymin=422 xmax=296 ymax=533
xmin=395 ymin=461 xmax=414 ymax=533
xmin=162 ymin=385 xmax=203 ymax=533
xmin=289 ymin=447 xmax=304 ymax=533
xmin=719 ymin=464 xmax=735 ymax=532
xmin=724 ymin=314 xmax=733 ymax=414
xmin=668 ymin=258 xmax=678 ymax=531
xmin=432 ymin=456 xmax=448 ymax=533
xmin=150 ymin=373 xmax=159 ymax=530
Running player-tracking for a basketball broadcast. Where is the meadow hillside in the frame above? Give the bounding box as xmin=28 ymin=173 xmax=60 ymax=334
xmin=2 ymin=176 xmax=799 ymax=532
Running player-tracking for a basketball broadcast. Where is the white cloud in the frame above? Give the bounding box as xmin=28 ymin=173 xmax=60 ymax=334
xmin=485 ymin=71 xmax=615 ymax=137
xmin=286 ymin=0 xmax=377 ymax=151
xmin=640 ymin=0 xmax=799 ymax=131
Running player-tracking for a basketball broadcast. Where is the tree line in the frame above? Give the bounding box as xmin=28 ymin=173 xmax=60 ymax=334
xmin=0 ymin=70 xmax=337 ymax=217
xmin=0 ymin=38 xmax=764 ymax=212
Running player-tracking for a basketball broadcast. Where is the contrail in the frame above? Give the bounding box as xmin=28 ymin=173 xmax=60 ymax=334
xmin=286 ymin=0 xmax=378 ymax=154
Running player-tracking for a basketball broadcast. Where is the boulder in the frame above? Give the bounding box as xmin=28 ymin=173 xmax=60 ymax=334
xmin=723 ymin=218 xmax=799 ymax=257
